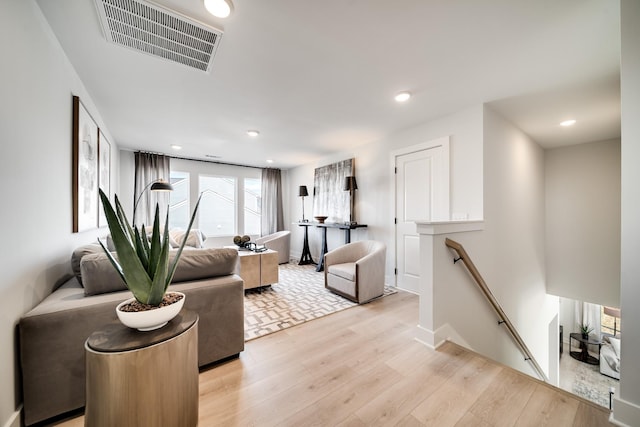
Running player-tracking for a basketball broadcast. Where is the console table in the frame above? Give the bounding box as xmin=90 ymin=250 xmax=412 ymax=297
xmin=296 ymin=222 xmax=368 ymax=272
xmin=297 ymin=222 xmax=316 ymax=266
xmin=85 ymin=310 xmax=199 ymax=426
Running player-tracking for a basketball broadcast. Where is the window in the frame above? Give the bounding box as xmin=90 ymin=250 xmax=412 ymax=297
xmin=199 ymin=175 xmax=236 ymax=237
xmin=244 ymin=178 xmax=261 ymax=235
xmin=169 ymin=171 xmax=190 ymax=230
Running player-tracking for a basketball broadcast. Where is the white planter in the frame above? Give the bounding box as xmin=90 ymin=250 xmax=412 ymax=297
xmin=116 ymin=292 xmax=185 ymax=331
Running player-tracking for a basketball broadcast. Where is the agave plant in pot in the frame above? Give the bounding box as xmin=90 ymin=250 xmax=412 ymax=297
xmin=98 ymin=189 xmax=201 ymax=331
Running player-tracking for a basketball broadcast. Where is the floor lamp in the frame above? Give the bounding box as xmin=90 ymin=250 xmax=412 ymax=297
xmin=604 ymin=306 xmax=621 ymax=336
xmin=298 ymin=185 xmax=309 ymax=222
xmin=343 ymin=176 xmax=357 ymax=225
xmin=133 ymin=179 xmax=174 ymax=225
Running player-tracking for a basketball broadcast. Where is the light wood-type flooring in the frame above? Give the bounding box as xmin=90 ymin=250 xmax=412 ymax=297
xmin=55 ymin=291 xmax=612 ymax=426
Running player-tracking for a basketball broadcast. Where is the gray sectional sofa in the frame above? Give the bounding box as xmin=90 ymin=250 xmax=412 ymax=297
xmin=19 ymin=245 xmax=245 ymax=426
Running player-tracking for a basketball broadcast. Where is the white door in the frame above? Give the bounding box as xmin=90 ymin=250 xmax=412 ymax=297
xmin=394 ymin=138 xmax=449 ymax=293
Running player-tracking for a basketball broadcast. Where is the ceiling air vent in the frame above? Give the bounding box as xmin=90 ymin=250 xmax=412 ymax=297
xmin=94 ymin=0 xmax=223 ymax=72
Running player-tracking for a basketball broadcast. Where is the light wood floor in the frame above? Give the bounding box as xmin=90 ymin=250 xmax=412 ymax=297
xmin=55 ymin=291 xmax=612 ymax=426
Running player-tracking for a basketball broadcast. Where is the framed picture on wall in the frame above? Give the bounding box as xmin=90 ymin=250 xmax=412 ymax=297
xmin=98 ymin=129 xmax=111 ymax=228
xmin=72 ymin=95 xmax=99 ymax=233
xmin=312 ymin=158 xmax=353 ymax=223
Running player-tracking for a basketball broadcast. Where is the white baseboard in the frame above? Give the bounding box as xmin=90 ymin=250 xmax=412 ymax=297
xmin=434 ymin=323 xmax=472 ymax=350
xmin=3 ymin=405 xmax=21 ymax=427
xmin=415 ymin=324 xmax=437 ymax=349
xmin=611 ymin=396 xmax=640 ymax=427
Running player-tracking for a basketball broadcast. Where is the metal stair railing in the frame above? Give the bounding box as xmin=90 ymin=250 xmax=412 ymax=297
xmin=445 ymin=238 xmax=549 ymax=382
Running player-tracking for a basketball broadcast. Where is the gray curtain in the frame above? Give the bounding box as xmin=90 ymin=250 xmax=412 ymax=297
xmin=261 ymin=168 xmax=284 ymax=235
xmin=134 ymin=152 xmax=171 ymax=226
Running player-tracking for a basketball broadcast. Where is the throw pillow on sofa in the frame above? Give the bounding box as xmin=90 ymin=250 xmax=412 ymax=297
xmin=106 ymin=228 xmax=180 ymax=251
xmin=70 ymin=243 xmax=103 ymax=285
xmin=170 ymin=229 xmax=206 ymax=248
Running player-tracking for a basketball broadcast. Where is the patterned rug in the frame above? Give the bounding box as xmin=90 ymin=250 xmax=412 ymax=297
xmin=572 ymin=360 xmax=618 ymax=407
xmin=244 ymin=262 xmax=396 ymax=341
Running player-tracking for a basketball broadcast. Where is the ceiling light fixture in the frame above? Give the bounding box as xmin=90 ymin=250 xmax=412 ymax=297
xmin=171 ymin=144 xmax=182 ymax=150
xmin=204 ymin=0 xmax=232 ymax=18
xmin=560 ymin=119 xmax=577 ymax=127
xmin=266 ymin=159 xmax=274 ymax=164
xmin=394 ymin=91 xmax=411 ymax=103
xmin=247 ymin=130 xmax=260 ymax=137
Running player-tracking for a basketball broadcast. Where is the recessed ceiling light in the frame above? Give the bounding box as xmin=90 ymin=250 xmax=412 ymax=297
xmin=204 ymin=0 xmax=232 ymax=18
xmin=171 ymin=144 xmax=182 ymax=150
xmin=266 ymin=159 xmax=274 ymax=164
xmin=394 ymin=91 xmax=411 ymax=103
xmin=247 ymin=130 xmax=260 ymax=137
xmin=560 ymin=119 xmax=577 ymax=127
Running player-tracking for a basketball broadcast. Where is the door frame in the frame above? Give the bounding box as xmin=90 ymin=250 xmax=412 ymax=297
xmin=390 ymin=136 xmax=451 ymax=287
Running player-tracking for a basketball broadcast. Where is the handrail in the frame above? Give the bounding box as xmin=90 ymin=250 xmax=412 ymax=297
xmin=444 ymin=238 xmax=549 ymax=383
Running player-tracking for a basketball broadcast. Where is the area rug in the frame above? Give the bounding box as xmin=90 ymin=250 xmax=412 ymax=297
xmin=244 ymin=262 xmax=396 ymax=341
xmin=571 ymin=360 xmax=618 ymax=407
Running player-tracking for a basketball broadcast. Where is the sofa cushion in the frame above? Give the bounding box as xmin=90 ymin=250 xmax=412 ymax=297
xmin=172 ymin=248 xmax=238 ymax=282
xmin=80 ymin=253 xmax=128 ymax=295
xmin=80 ymin=248 xmax=239 ymax=296
xmin=328 ymin=262 xmax=356 ymax=281
xmin=70 ymin=244 xmax=103 ymax=286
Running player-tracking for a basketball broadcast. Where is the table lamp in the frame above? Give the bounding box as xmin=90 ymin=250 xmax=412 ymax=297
xmin=298 ymin=185 xmax=309 ymax=222
xmin=343 ymin=176 xmax=358 ymax=225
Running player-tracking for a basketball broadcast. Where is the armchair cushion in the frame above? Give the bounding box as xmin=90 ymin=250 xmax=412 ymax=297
xmin=328 ymin=262 xmax=356 ymax=281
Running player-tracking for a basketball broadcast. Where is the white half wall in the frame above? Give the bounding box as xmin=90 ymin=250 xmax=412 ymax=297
xmin=0 ymin=2 xmax=119 ymax=426
xmin=614 ymin=0 xmax=640 ymax=424
xmin=545 ymin=139 xmax=621 ymax=307
xmin=418 ymin=107 xmax=558 ymax=382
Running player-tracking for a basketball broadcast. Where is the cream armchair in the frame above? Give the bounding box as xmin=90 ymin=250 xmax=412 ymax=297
xmin=255 ymin=230 xmax=291 ymax=264
xmin=324 ymin=240 xmax=386 ymax=304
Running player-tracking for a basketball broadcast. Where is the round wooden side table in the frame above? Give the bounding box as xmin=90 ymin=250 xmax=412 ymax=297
xmin=85 ymin=310 xmax=199 ymax=427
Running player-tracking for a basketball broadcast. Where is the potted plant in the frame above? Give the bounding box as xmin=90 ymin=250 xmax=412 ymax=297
xmin=578 ymin=322 xmax=593 ymax=339
xmin=98 ymin=189 xmax=201 ymax=331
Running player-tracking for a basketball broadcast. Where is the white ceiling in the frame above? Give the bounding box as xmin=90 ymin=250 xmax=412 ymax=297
xmin=36 ymin=0 xmax=621 ymax=169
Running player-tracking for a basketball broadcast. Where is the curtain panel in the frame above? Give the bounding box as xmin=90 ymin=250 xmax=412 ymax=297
xmin=134 ymin=152 xmax=171 ymax=226
xmin=573 ymin=301 xmax=602 ymax=339
xmin=261 ymin=168 xmax=284 ymax=235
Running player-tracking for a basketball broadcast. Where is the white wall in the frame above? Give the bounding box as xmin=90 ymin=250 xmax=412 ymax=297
xmin=0 ymin=2 xmax=118 ymax=426
xmin=287 ymin=105 xmax=484 ymax=282
xmin=615 ymin=0 xmax=640 ymax=423
xmin=545 ymin=139 xmax=621 ymax=307
xmin=558 ymin=297 xmax=576 ymax=343
xmin=427 ymin=107 xmax=557 ymax=381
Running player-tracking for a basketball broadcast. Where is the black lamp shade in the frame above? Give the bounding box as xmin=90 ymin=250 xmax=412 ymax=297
xmin=343 ymin=176 xmax=358 ymax=191
xmin=150 ymin=180 xmax=174 ymax=191
xmin=298 ymin=185 xmax=309 ymax=197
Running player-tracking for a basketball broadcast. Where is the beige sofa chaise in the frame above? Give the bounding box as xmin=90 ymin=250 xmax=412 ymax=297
xmin=19 ymin=245 xmax=245 ymax=426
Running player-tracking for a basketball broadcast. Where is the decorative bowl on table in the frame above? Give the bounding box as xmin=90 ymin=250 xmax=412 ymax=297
xmin=314 ymin=216 xmax=328 ymax=224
